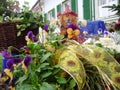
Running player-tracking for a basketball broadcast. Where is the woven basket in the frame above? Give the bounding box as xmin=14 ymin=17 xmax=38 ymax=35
xmin=0 ymin=22 xmax=38 ymax=51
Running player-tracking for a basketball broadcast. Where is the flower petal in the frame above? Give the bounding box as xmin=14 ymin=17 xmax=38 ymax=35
xmin=44 ymin=24 xmax=49 ymax=32
xmin=6 ymin=59 xmax=14 ymax=69
xmin=24 ymin=56 xmax=32 ymax=67
xmin=27 ymin=31 xmax=33 ymax=39
xmin=1 ymin=50 xmax=11 ymax=58
xmin=4 ymin=69 xmax=13 ymax=80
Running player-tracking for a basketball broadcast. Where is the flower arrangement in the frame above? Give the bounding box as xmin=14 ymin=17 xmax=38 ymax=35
xmin=1 ymin=24 xmax=120 ymax=90
xmin=1 ymin=4 xmax=120 ymax=90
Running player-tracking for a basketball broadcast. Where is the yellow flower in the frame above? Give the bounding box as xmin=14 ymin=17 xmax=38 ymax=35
xmin=44 ymin=42 xmax=55 ymax=52
xmin=9 ymin=86 xmax=15 ymax=90
xmin=4 ymin=69 xmax=13 ymax=80
xmin=1 ymin=76 xmax=9 ymax=82
xmin=111 ymin=73 xmax=120 ymax=87
xmin=67 ymin=28 xmax=73 ymax=35
xmin=21 ymin=61 xmax=27 ymax=74
xmin=25 ymin=36 xmax=32 ymax=45
xmin=67 ymin=28 xmax=80 ymax=39
xmin=74 ymin=29 xmax=80 ymax=36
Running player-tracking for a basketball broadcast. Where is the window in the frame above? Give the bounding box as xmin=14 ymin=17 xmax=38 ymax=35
xmin=57 ymin=4 xmax=62 ymax=13
xmin=62 ymin=0 xmax=71 ymax=12
xmin=48 ymin=10 xmax=53 ymax=20
xmin=98 ymin=0 xmax=117 ymax=18
xmin=47 ymin=8 xmax=55 ymax=21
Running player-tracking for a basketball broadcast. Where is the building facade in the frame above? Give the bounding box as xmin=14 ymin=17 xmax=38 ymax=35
xmin=32 ymin=0 xmax=120 ymax=22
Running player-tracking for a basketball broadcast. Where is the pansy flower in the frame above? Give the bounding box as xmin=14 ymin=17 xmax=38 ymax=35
xmin=21 ymin=46 xmax=31 ymax=54
xmin=25 ymin=31 xmax=38 ymax=44
xmin=43 ymin=24 xmax=49 ymax=32
xmin=21 ymin=56 xmax=32 ymax=74
xmin=32 ymin=35 xmax=38 ymax=42
xmin=1 ymin=50 xmax=11 ymax=58
xmin=67 ymin=23 xmax=80 ymax=39
xmin=104 ymin=30 xmax=109 ymax=38
xmin=4 ymin=69 xmax=13 ymax=80
xmin=67 ymin=23 xmax=79 ymax=30
xmin=1 ymin=70 xmax=9 ymax=82
xmin=25 ymin=36 xmax=32 ymax=45
xmin=83 ymin=29 xmax=88 ymax=35
xmin=27 ymin=31 xmax=33 ymax=39
xmin=6 ymin=58 xmax=22 ymax=70
xmin=98 ymin=28 xmax=102 ymax=35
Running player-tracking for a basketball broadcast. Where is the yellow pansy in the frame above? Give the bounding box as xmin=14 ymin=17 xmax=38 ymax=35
xmin=21 ymin=61 xmax=27 ymax=74
xmin=25 ymin=36 xmax=32 ymax=45
xmin=67 ymin=28 xmax=80 ymax=39
xmin=4 ymin=69 xmax=13 ymax=80
xmin=9 ymin=86 xmax=15 ymax=90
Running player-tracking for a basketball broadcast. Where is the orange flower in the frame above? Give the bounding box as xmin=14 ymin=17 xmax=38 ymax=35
xmin=67 ymin=28 xmax=80 ymax=39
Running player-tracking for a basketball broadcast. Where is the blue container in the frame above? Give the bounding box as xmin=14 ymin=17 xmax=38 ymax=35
xmin=80 ymin=20 xmax=106 ymax=35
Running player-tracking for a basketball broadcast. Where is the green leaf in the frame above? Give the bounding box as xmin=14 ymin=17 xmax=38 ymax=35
xmin=35 ymin=67 xmax=41 ymax=72
xmin=30 ymin=72 xmax=39 ymax=83
xmin=41 ymin=71 xmax=52 ymax=79
xmin=16 ymin=25 xmax=21 ymax=29
xmin=69 ymin=79 xmax=76 ymax=89
xmin=40 ymin=63 xmax=49 ymax=68
xmin=16 ymin=84 xmax=33 ymax=90
xmin=41 ymin=53 xmax=52 ymax=63
xmin=16 ymin=75 xmax=28 ymax=84
xmin=40 ymin=82 xmax=56 ymax=90
xmin=57 ymin=77 xmax=67 ymax=84
xmin=17 ymin=31 xmax=21 ymax=36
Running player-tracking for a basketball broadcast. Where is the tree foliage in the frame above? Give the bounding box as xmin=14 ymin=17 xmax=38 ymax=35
xmin=103 ymin=4 xmax=120 ymax=16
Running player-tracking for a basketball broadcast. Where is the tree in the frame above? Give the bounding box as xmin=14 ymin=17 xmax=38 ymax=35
xmin=0 ymin=0 xmax=20 ymax=15
xmin=103 ymin=4 xmax=120 ymax=16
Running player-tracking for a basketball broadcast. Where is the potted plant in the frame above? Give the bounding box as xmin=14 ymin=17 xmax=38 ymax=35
xmin=1 ymin=25 xmax=120 ymax=90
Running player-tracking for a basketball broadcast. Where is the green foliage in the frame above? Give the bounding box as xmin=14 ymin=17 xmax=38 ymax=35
xmin=103 ymin=4 xmax=120 ymax=16
xmin=104 ymin=47 xmax=120 ymax=63
xmin=82 ymin=60 xmax=106 ymax=90
xmin=0 ymin=0 xmax=18 ymax=16
xmin=16 ymin=3 xmax=44 ymax=36
xmin=13 ymin=29 xmax=76 ymax=90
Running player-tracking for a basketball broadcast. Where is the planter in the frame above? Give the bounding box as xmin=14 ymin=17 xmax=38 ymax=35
xmin=0 ymin=22 xmax=38 ymax=51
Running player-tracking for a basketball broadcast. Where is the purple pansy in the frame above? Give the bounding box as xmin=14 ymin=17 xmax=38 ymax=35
xmin=23 ymin=56 xmax=32 ymax=67
xmin=13 ymin=58 xmax=22 ymax=64
xmin=27 ymin=31 xmax=33 ymax=39
xmin=98 ymin=28 xmax=102 ymax=34
xmin=67 ymin=23 xmax=80 ymax=30
xmin=1 ymin=50 xmax=11 ymax=58
xmin=26 ymin=31 xmax=38 ymax=42
xmin=6 ymin=59 xmax=14 ymax=69
xmin=104 ymin=31 xmax=109 ymax=35
xmin=6 ymin=58 xmax=22 ymax=70
xmin=32 ymin=35 xmax=38 ymax=42
xmin=44 ymin=25 xmax=49 ymax=32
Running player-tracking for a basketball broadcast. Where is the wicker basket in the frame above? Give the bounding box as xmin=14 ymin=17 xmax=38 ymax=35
xmin=0 ymin=22 xmax=38 ymax=51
